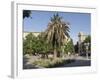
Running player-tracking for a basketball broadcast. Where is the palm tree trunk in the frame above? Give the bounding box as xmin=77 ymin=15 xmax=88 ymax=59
xmin=54 ymin=48 xmax=57 ymax=59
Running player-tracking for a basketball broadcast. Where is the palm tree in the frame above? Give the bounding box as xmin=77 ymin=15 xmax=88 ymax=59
xmin=44 ymin=13 xmax=70 ymax=59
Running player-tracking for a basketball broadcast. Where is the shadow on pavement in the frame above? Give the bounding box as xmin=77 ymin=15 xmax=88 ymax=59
xmin=60 ymin=59 xmax=91 ymax=67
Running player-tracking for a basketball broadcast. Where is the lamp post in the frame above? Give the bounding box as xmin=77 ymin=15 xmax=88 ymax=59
xmin=84 ymin=42 xmax=89 ymax=59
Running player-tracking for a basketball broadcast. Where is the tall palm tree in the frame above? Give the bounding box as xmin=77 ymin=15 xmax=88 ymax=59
xmin=44 ymin=13 xmax=70 ymax=59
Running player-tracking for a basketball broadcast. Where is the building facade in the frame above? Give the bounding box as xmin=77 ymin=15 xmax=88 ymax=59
xmin=23 ymin=32 xmax=40 ymax=39
xmin=23 ymin=32 xmax=70 ymax=43
xmin=78 ymin=32 xmax=88 ymax=55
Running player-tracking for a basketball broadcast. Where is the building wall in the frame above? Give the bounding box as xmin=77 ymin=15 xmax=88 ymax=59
xmin=23 ymin=32 xmax=70 ymax=42
xmin=78 ymin=32 xmax=88 ymax=43
xmin=78 ymin=32 xmax=88 ymax=54
xmin=23 ymin=32 xmax=40 ymax=39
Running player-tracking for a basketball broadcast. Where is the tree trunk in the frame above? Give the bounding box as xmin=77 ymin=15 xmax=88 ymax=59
xmin=54 ymin=48 xmax=57 ymax=59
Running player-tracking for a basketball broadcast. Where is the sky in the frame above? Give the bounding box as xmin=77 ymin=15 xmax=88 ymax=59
xmin=23 ymin=10 xmax=91 ymax=44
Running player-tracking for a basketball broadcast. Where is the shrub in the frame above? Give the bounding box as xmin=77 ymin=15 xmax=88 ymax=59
xmin=33 ymin=58 xmax=75 ymax=68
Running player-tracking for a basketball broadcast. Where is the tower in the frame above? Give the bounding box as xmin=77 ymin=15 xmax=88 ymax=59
xmin=78 ymin=32 xmax=87 ymax=54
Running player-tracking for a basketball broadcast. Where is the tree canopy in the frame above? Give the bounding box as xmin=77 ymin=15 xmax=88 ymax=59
xmin=44 ymin=13 xmax=70 ymax=58
xmin=23 ymin=10 xmax=31 ymax=19
xmin=23 ymin=13 xmax=72 ymax=59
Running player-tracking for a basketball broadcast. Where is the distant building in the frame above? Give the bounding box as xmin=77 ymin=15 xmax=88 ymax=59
xmin=78 ymin=32 xmax=88 ymax=54
xmin=23 ymin=32 xmax=40 ymax=39
xmin=23 ymin=32 xmax=70 ymax=43
xmin=78 ymin=32 xmax=88 ymax=43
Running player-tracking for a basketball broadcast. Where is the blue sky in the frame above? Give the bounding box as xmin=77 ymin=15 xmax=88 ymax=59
xmin=23 ymin=10 xmax=91 ymax=44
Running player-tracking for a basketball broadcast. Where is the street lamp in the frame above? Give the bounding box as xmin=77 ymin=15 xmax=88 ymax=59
xmin=84 ymin=42 xmax=89 ymax=59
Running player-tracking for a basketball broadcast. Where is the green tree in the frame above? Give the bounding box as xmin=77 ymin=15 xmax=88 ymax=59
xmin=44 ymin=13 xmax=70 ymax=59
xmin=84 ymin=35 xmax=91 ymax=43
xmin=83 ymin=35 xmax=91 ymax=51
xmin=79 ymin=35 xmax=91 ymax=53
xmin=64 ymin=39 xmax=75 ymax=54
xmin=23 ymin=32 xmax=52 ymax=58
xmin=37 ymin=33 xmax=53 ymax=58
xmin=23 ymin=33 xmax=36 ymax=55
xmin=74 ymin=42 xmax=79 ymax=53
xmin=23 ymin=10 xmax=31 ymax=19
